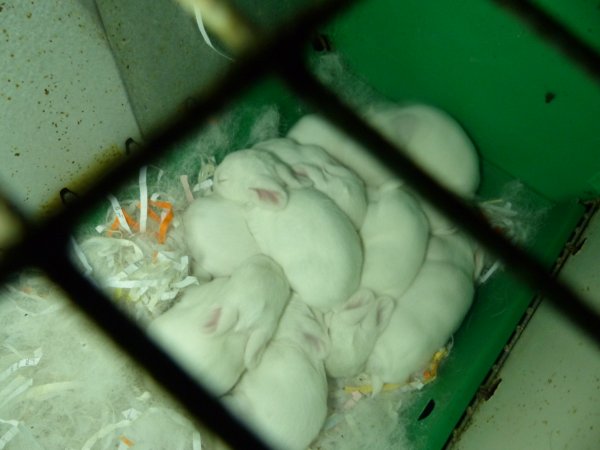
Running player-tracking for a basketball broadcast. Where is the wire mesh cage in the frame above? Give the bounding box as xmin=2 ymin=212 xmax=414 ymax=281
xmin=1 ymin=0 xmax=599 ymax=449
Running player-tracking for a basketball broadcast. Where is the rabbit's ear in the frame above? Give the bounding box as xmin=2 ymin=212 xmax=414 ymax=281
xmin=276 ymin=163 xmax=313 ymax=189
xmin=291 ymin=163 xmax=321 ymax=183
xmin=244 ymin=329 xmax=270 ymax=369
xmin=323 ymin=162 xmax=352 ymax=178
xmin=248 ymin=176 xmax=288 ymax=209
xmin=202 ymin=306 xmax=238 ymax=336
xmin=375 ymin=296 xmax=395 ymax=333
xmin=341 ymin=289 xmax=376 ymax=325
xmin=302 ymin=330 xmax=329 ymax=360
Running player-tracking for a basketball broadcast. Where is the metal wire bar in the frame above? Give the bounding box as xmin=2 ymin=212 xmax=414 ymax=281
xmin=277 ymin=56 xmax=600 ymax=345
xmin=0 ymin=193 xmax=28 ymax=252
xmin=493 ymin=0 xmax=600 ymax=87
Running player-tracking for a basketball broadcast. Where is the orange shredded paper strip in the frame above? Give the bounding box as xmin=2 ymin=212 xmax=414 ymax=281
xmin=108 ymin=200 xmax=174 ymax=244
xmin=157 ymin=207 xmax=174 ymax=244
xmin=118 ymin=435 xmax=135 ymax=447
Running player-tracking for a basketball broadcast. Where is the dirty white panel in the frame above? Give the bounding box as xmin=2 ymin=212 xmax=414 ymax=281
xmin=93 ymin=0 xmax=308 ymax=136
xmin=0 ymin=0 xmax=140 ymax=217
xmin=94 ymin=0 xmax=230 ymax=136
xmin=454 ymin=210 xmax=600 ymax=450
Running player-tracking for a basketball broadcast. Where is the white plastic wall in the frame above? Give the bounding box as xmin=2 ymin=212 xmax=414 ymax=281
xmin=0 ymin=0 xmax=140 ymax=217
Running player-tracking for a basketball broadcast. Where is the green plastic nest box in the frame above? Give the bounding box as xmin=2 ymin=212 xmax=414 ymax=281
xmin=87 ymin=0 xmax=600 ymax=448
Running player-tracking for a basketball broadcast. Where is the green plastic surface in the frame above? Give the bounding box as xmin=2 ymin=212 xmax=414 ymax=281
xmin=325 ymin=0 xmax=600 ymax=202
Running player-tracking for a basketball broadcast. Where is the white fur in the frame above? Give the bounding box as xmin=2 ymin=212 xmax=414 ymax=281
xmin=360 ymin=180 xmax=430 ymax=299
xmin=246 ymin=187 xmax=363 ymax=311
xmin=253 ymin=137 xmax=339 ymax=167
xmin=224 ymin=297 xmax=329 ymax=450
xmin=254 ymin=138 xmax=368 ymax=228
xmin=324 ymin=288 xmax=394 ymax=378
xmin=147 ymin=254 xmax=291 ymax=396
xmin=183 ymin=193 xmax=260 ymax=277
xmin=366 ymin=232 xmax=479 ymax=394
xmin=288 ymin=103 xmax=480 ymax=234
xmin=365 ymin=103 xmax=480 ymax=234
xmin=212 ymin=149 xmax=312 ymax=210
xmin=364 ymin=103 xmax=480 ymax=197
xmin=287 ymin=113 xmax=394 ymax=189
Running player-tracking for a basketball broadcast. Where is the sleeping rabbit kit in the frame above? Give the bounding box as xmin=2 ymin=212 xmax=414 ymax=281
xmin=3 ymin=0 xmax=599 ymax=449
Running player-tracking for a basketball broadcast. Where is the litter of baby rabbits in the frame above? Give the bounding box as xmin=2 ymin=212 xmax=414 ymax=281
xmin=0 ymin=92 xmax=549 ymax=450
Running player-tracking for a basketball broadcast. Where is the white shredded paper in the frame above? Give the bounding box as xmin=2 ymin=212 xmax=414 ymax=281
xmin=139 ymin=166 xmax=149 ymax=233
xmin=71 ymin=166 xmax=200 ymax=320
xmin=108 ymin=195 xmax=132 ymax=235
xmin=81 ymin=408 xmax=141 ymax=450
xmin=193 ymin=3 xmax=234 ymax=61
xmin=0 ymin=420 xmax=20 ymax=450
xmin=0 ymin=348 xmax=42 ymax=384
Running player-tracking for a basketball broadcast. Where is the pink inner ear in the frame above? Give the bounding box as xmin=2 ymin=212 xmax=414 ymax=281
xmin=203 ymin=307 xmax=221 ymax=333
xmin=346 ymin=290 xmax=372 ymax=310
xmin=293 ymin=168 xmax=308 ymax=178
xmin=376 ymin=299 xmax=394 ymax=327
xmin=376 ymin=307 xmax=386 ymax=326
xmin=252 ymin=188 xmax=281 ymax=205
xmin=346 ymin=299 xmax=363 ymax=310
xmin=303 ymin=332 xmax=322 ymax=352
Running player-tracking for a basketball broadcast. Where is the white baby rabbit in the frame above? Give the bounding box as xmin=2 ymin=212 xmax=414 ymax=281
xmin=246 ymin=187 xmax=363 ymax=311
xmin=287 ymin=113 xmax=395 ymax=189
xmin=147 ymin=254 xmax=291 ymax=396
xmin=223 ymin=296 xmax=329 ymax=450
xmin=365 ymin=103 xmax=480 ymax=234
xmin=364 ymin=103 xmax=480 ymax=197
xmin=253 ymin=137 xmax=338 ymax=167
xmin=360 ymin=180 xmax=430 ymax=300
xmin=253 ymin=138 xmax=368 ymax=229
xmin=366 ymin=232 xmax=479 ymax=394
xmin=288 ymin=103 xmax=480 ymax=234
xmin=324 ymin=288 xmax=394 ymax=378
xmin=212 ymin=148 xmax=312 ymax=210
xmin=183 ymin=192 xmax=260 ymax=277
